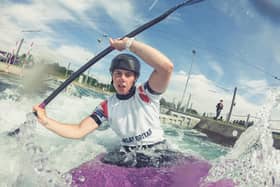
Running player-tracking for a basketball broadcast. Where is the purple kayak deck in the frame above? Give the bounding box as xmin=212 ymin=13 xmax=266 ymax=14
xmin=69 ymin=154 xmax=234 ymax=187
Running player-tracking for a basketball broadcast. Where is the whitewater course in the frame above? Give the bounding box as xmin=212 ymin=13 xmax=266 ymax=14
xmin=0 ymin=71 xmax=280 ymax=187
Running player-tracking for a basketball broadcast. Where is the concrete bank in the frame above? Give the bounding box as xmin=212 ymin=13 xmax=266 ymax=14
xmin=0 ymin=63 xmax=23 ymax=75
xmin=194 ymin=118 xmax=280 ymax=149
xmin=160 ymin=113 xmax=200 ymax=129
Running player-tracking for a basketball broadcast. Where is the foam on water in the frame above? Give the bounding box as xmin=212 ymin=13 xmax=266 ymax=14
xmin=0 ymin=77 xmax=110 ymax=186
xmin=206 ymin=89 xmax=280 ymax=186
xmin=162 ymin=124 xmax=229 ymax=161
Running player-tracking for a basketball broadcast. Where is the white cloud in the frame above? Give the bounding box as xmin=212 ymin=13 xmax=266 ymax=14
xmin=239 ymin=79 xmax=268 ymax=92
xmin=164 ymin=72 xmax=261 ymax=118
xmin=213 ymin=0 xmax=257 ymax=25
xmin=56 ymin=45 xmax=94 ymax=64
xmin=0 ymin=1 xmax=74 ymax=53
xmin=0 ymin=0 xmax=145 ymax=76
xmin=1 ymin=1 xmax=74 ymax=31
xmin=0 ymin=15 xmax=34 ymax=51
xmin=95 ymin=0 xmax=144 ymax=32
xmin=59 ymin=0 xmax=94 ymax=12
xmin=214 ymin=1 xmax=280 ymax=67
xmin=60 ymin=0 xmax=144 ymax=32
xmin=209 ymin=60 xmax=224 ymax=78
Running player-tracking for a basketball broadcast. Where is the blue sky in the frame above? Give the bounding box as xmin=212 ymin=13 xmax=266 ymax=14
xmin=0 ymin=0 xmax=280 ymax=119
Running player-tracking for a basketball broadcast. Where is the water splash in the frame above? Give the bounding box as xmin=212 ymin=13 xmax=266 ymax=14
xmin=14 ymin=112 xmax=72 ymax=187
xmin=206 ymin=89 xmax=280 ymax=186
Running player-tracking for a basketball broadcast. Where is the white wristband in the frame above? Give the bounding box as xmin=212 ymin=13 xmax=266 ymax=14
xmin=125 ymin=37 xmax=135 ymax=51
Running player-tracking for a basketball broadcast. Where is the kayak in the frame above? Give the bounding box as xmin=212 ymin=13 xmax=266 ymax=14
xmin=69 ymin=153 xmax=235 ymax=187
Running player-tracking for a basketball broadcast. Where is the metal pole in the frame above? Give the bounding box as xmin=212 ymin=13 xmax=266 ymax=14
xmin=245 ymin=114 xmax=250 ymax=128
xmin=13 ymin=38 xmax=24 ymax=64
xmin=86 ymin=69 xmax=90 ymax=85
xmin=226 ymin=87 xmax=237 ymax=124
xmin=85 ymin=34 xmax=107 ymax=85
xmin=185 ymin=93 xmax=192 ymax=113
xmin=178 ymin=49 xmax=196 ymax=110
xmin=65 ymin=62 xmax=71 ymax=77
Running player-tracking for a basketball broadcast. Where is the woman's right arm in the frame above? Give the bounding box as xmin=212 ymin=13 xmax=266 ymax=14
xmin=33 ymin=105 xmax=99 ymax=139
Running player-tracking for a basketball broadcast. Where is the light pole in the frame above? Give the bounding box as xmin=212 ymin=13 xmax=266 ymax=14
xmin=13 ymin=38 xmax=24 ymax=64
xmin=87 ymin=33 xmax=108 ymax=87
xmin=226 ymin=87 xmax=237 ymax=124
xmin=185 ymin=93 xmax=192 ymax=113
xmin=178 ymin=49 xmax=196 ymax=111
xmin=86 ymin=68 xmax=91 ymax=85
xmin=5 ymin=39 xmax=24 ymax=73
xmin=20 ymin=30 xmax=41 ymax=74
xmin=65 ymin=62 xmax=71 ymax=77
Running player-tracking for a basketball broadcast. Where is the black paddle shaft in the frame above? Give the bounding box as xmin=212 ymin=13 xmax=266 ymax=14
xmin=40 ymin=0 xmax=205 ymax=108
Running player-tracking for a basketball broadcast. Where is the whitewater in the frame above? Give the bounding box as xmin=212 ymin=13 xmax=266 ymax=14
xmin=0 ymin=72 xmax=279 ymax=187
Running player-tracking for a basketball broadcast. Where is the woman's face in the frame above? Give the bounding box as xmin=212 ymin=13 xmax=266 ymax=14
xmin=112 ymin=69 xmax=136 ymax=95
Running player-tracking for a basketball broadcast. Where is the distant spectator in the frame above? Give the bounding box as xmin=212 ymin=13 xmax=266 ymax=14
xmin=214 ymin=99 xmax=223 ymax=120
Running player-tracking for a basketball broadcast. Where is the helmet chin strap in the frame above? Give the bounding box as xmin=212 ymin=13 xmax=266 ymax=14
xmin=113 ymin=76 xmax=137 ymax=100
xmin=116 ymin=86 xmax=136 ymax=100
xmin=111 ymin=73 xmax=138 ymax=99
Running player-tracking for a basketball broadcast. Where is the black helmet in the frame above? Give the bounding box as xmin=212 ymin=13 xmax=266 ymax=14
xmin=110 ymin=53 xmax=140 ymax=78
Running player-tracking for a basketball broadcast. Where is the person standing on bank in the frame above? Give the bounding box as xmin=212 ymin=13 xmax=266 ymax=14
xmin=214 ymin=99 xmax=224 ymax=120
xmin=33 ymin=37 xmax=175 ymax=167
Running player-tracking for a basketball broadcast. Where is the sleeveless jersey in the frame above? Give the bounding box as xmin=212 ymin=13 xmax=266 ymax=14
xmin=91 ymin=83 xmax=165 ymax=147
